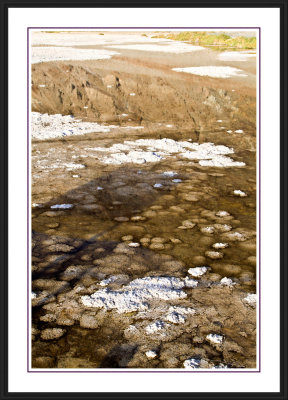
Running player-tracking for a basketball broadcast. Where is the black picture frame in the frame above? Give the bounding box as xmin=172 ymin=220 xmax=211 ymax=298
xmin=1 ymin=1 xmax=287 ymax=399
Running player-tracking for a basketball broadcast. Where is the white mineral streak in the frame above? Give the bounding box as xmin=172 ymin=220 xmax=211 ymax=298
xmin=145 ymin=320 xmax=167 ymax=334
xmin=50 ymin=204 xmax=73 ymax=209
xmin=217 ymin=51 xmax=256 ymax=61
xmin=31 ymin=46 xmax=119 ymax=64
xmin=234 ymin=130 xmax=244 ymax=133
xmin=88 ymin=138 xmax=245 ymax=167
xmin=31 ymin=112 xmax=112 ymax=140
xmin=145 ymin=350 xmax=157 ymax=359
xmin=106 ymin=43 xmax=205 ymax=53
xmin=172 ymin=66 xmax=248 ymax=78
xmin=183 ymin=358 xmax=201 ymax=369
xmin=233 ymin=189 xmax=247 ymax=197
xmin=163 ymin=171 xmax=178 ymax=177
xmin=206 ymin=333 xmax=224 ymax=344
xmin=188 ymin=267 xmax=208 ymax=277
xmin=81 ymin=276 xmax=189 ymax=313
xmin=243 ymin=293 xmax=257 ymax=306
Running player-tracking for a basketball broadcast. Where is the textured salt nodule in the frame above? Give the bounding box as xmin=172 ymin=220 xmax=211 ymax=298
xmin=243 ymin=293 xmax=257 ymax=306
xmin=183 ymin=358 xmax=201 ymax=369
xmin=153 ymin=183 xmax=163 ymax=188
xmin=188 ymin=267 xmax=208 ymax=277
xmin=172 ymin=66 xmax=248 ymax=78
xmin=165 ymin=311 xmax=186 ymax=324
xmin=81 ymin=276 xmax=187 ymax=314
xmin=50 ymin=204 xmax=73 ymax=209
xmin=184 ymin=277 xmax=198 ymax=288
xmin=206 ymin=333 xmax=224 ymax=345
xmin=31 ymin=292 xmax=37 ymax=299
xmin=145 ymin=350 xmax=157 ymax=359
xmin=31 ymin=112 xmax=113 ymax=140
xmin=234 ymin=189 xmax=247 ymax=197
xmin=212 ymin=243 xmax=229 ymax=249
xmin=201 ymin=226 xmax=215 ymax=234
xmin=145 ymin=320 xmax=167 ymax=334
xmin=128 ymin=242 xmax=140 ymax=248
xmin=165 ymin=305 xmax=195 ymax=324
xmin=32 ymin=46 xmax=119 ymax=64
xmin=220 ymin=277 xmax=235 ymax=287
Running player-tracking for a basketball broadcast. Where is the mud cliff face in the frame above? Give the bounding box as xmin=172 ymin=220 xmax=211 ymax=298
xmin=31 ymin=60 xmax=256 ymax=138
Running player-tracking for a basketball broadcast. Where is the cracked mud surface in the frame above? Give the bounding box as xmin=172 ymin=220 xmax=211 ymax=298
xmin=31 ymin=31 xmax=257 ymax=369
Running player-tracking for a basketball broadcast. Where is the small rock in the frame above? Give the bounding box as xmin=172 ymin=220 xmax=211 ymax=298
xmin=40 ymin=328 xmax=66 ymax=340
xmin=122 ymin=235 xmax=134 ymax=241
xmin=150 ymin=243 xmax=165 ymax=250
xmin=114 ymin=217 xmax=129 ymax=222
xmin=205 ymin=251 xmax=223 ymax=260
xmin=80 ymin=314 xmax=99 ymax=329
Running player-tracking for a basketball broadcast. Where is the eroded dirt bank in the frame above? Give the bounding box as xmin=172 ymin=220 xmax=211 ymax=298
xmin=31 ymin=39 xmax=257 ymax=369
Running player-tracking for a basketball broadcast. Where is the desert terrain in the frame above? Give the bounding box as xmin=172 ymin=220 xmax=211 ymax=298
xmin=31 ymin=31 xmax=257 ymax=369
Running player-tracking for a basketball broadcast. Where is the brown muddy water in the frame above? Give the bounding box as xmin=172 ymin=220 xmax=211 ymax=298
xmin=31 ymin=37 xmax=257 ymax=369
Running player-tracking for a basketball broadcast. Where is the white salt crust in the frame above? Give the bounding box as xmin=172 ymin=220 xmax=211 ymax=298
xmin=217 ymin=51 xmax=256 ymax=62
xmin=87 ymin=138 xmax=245 ymax=167
xmin=172 ymin=66 xmax=248 ymax=78
xmin=106 ymin=43 xmax=205 ymax=53
xmin=32 ymin=46 xmax=119 ymax=64
xmin=31 ymin=112 xmax=113 ymax=140
xmin=31 ymin=31 xmax=175 ymax=47
xmin=81 ymin=276 xmax=195 ymax=313
xmin=243 ymin=293 xmax=257 ymax=306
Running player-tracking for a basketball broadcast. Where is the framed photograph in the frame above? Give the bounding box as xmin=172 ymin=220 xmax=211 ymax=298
xmin=1 ymin=2 xmax=287 ymax=399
